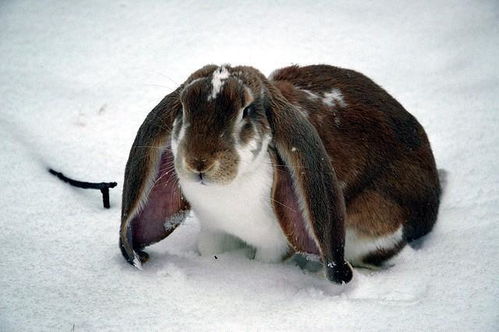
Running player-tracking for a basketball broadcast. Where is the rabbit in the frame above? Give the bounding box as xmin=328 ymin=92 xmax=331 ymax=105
xmin=119 ymin=64 xmax=441 ymax=284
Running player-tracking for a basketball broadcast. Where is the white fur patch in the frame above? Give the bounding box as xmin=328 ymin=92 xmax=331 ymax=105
xmin=322 ymin=88 xmax=347 ymax=108
xmin=208 ymin=66 xmax=230 ymax=101
xmin=302 ymin=89 xmax=320 ymax=100
xmin=345 ymin=226 xmax=404 ymax=265
xmin=179 ymin=151 xmax=289 ymax=263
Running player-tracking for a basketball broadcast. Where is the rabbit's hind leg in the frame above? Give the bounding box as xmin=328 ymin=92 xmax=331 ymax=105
xmin=345 ymin=190 xmax=407 ymax=268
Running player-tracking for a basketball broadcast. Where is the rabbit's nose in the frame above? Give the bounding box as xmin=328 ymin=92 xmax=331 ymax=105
xmin=185 ymin=157 xmax=215 ymax=174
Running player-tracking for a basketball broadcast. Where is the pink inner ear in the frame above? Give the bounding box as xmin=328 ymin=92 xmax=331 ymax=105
xmin=273 ymin=164 xmax=320 ymax=255
xmin=131 ymin=148 xmax=187 ymax=248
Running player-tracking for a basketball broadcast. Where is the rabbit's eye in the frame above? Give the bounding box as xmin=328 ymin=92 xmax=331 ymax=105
xmin=243 ymin=105 xmax=253 ymax=119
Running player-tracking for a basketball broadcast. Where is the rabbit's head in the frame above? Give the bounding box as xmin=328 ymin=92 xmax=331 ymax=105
xmin=171 ymin=65 xmax=272 ymax=185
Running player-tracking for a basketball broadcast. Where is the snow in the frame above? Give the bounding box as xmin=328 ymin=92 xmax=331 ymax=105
xmin=0 ymin=0 xmax=498 ymax=330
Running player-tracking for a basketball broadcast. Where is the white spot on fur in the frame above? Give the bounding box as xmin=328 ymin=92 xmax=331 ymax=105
xmin=302 ymin=89 xmax=320 ymax=100
xmin=208 ymin=66 xmax=230 ymax=100
xmin=345 ymin=226 xmax=404 ymax=265
xmin=323 ymin=88 xmax=347 ymax=108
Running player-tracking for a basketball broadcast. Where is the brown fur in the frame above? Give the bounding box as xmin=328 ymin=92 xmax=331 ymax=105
xmin=270 ymin=65 xmax=440 ymax=265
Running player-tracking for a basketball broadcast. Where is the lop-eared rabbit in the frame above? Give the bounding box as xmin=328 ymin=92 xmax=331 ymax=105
xmin=119 ymin=65 xmax=441 ymax=284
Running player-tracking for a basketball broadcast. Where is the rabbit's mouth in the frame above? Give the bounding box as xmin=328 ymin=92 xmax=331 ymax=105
xmin=175 ymin=154 xmax=240 ymax=186
xmin=182 ymin=168 xmax=215 ymax=186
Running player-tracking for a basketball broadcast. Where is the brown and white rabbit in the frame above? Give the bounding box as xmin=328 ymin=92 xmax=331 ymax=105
xmin=119 ymin=64 xmax=441 ymax=284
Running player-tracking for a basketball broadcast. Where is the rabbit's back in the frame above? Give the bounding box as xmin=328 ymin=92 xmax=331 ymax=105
xmin=270 ymin=65 xmax=441 ymax=263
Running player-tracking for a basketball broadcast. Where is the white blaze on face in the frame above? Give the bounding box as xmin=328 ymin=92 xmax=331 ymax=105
xmin=208 ymin=66 xmax=230 ymax=101
xmin=322 ymin=88 xmax=347 ymax=108
xmin=171 ymin=117 xmax=189 ymax=157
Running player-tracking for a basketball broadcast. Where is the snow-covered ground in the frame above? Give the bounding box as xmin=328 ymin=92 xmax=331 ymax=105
xmin=1 ymin=0 xmax=498 ymax=330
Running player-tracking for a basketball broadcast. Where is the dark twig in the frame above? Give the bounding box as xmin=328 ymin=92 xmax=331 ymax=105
xmin=48 ymin=168 xmax=117 ymax=208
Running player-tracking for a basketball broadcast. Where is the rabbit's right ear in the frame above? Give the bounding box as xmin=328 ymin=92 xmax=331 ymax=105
xmin=120 ymin=87 xmax=190 ymax=269
xmin=265 ymin=84 xmax=353 ymax=284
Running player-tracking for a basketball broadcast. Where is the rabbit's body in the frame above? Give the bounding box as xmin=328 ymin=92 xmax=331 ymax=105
xmin=269 ymin=65 xmax=440 ymax=266
xmin=120 ymin=64 xmax=441 ymax=284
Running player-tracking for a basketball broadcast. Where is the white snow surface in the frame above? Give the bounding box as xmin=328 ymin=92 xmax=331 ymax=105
xmin=1 ymin=0 xmax=498 ymax=330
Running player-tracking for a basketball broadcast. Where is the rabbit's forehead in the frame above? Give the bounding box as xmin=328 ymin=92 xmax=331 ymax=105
xmin=205 ymin=65 xmax=256 ymax=102
xmin=181 ymin=76 xmax=252 ymax=114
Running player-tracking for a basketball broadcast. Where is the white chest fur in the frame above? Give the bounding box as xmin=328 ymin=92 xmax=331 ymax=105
xmin=179 ymin=152 xmax=289 ymax=262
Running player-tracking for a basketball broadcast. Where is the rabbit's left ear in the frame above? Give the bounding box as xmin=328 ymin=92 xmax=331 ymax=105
xmin=120 ymin=87 xmax=190 ymax=269
xmin=265 ymin=85 xmax=353 ymax=284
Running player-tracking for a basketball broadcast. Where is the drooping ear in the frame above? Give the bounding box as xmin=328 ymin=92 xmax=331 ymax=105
xmin=120 ymin=87 xmax=190 ymax=269
xmin=265 ymin=84 xmax=353 ymax=284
